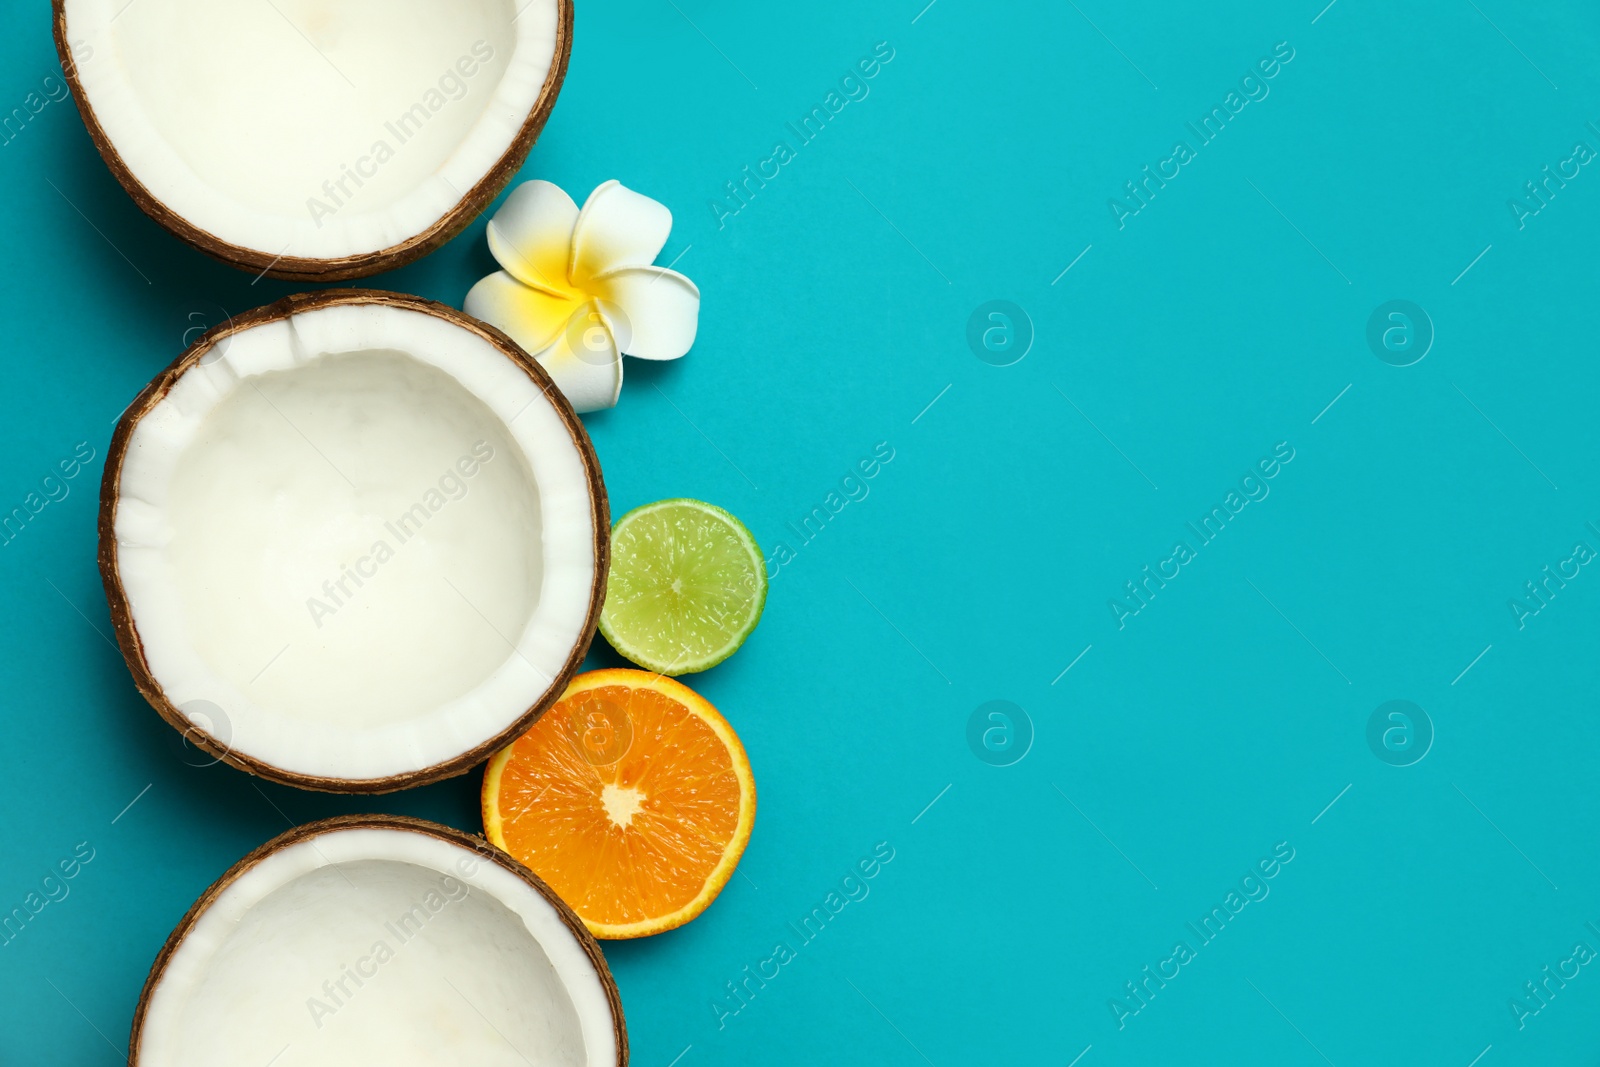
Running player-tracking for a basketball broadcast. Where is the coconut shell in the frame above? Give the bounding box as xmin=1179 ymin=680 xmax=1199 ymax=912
xmin=98 ymin=289 xmax=609 ymax=793
xmin=51 ymin=1 xmax=574 ymax=281
xmin=127 ymin=814 xmax=629 ymax=1064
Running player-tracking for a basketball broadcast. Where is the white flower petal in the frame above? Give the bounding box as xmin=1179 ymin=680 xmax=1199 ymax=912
xmin=570 ymin=180 xmax=672 ymax=286
xmin=528 ymin=302 xmax=624 ymax=413
xmin=592 ymin=267 xmax=701 ymax=361
xmin=486 ymin=180 xmax=580 ymax=295
xmin=464 ymin=271 xmax=582 ymax=356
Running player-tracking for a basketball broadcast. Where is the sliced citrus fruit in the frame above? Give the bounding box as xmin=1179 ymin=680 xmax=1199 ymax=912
xmin=598 ymin=498 xmax=766 ymax=675
xmin=483 ymin=668 xmax=756 ymax=939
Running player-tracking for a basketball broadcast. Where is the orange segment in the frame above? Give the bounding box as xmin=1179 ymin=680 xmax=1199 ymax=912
xmin=482 ymin=668 xmax=756 ymax=938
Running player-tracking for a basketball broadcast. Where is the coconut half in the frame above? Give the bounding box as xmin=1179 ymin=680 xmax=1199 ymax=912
xmin=101 ymin=290 xmax=608 ymax=792
xmin=53 ymin=0 xmax=572 ymax=280
xmin=132 ymin=815 xmax=627 ymax=1065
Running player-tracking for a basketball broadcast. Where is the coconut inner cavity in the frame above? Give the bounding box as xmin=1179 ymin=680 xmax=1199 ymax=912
xmin=166 ymin=349 xmax=542 ymax=731
xmin=110 ymin=0 xmax=517 ymax=219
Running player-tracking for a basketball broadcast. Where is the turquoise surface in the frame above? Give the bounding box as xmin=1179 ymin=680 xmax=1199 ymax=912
xmin=3 ymin=0 xmax=1599 ymax=1063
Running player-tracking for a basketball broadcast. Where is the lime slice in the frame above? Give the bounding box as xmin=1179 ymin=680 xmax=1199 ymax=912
xmin=599 ymin=499 xmax=767 ymax=675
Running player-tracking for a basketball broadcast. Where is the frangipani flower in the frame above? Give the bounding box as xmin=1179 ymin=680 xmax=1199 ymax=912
xmin=465 ymin=180 xmax=700 ymax=412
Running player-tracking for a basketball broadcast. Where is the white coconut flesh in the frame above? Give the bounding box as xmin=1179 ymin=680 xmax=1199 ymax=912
xmin=63 ymin=0 xmax=562 ymax=261
xmin=114 ymin=300 xmax=599 ymax=784
xmin=137 ymin=825 xmax=619 ymax=1065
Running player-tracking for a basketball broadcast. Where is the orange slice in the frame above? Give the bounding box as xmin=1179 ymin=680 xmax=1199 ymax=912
xmin=482 ymin=668 xmax=756 ymax=939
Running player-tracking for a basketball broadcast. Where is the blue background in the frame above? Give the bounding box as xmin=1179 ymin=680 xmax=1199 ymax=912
xmin=2 ymin=0 xmax=1599 ymax=1063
